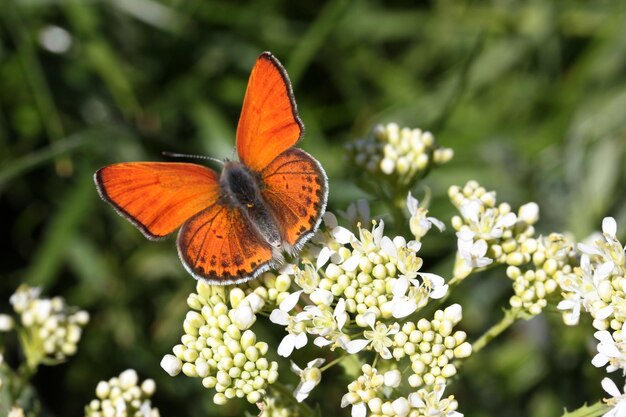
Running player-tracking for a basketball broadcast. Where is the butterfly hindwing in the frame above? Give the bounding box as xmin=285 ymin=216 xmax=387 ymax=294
xmin=177 ymin=203 xmax=276 ymax=284
xmin=260 ymin=148 xmax=328 ymax=249
xmin=236 ymin=52 xmax=303 ymax=172
xmin=95 ymin=162 xmax=220 ymax=239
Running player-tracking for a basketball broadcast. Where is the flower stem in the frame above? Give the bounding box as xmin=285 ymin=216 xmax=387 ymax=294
xmin=472 ymin=308 xmax=520 ymax=354
xmin=320 ymin=354 xmax=349 ymax=373
xmin=559 ymin=400 xmax=610 ymax=417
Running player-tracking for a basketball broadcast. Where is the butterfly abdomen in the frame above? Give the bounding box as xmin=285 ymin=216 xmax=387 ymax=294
xmin=222 ymin=162 xmax=282 ymax=249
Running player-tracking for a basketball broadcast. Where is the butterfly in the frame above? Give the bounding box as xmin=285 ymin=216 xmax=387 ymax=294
xmin=94 ymin=52 xmax=328 ymax=285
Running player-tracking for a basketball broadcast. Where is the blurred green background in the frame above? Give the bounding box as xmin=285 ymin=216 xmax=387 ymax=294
xmin=1 ymin=0 xmax=626 ymax=416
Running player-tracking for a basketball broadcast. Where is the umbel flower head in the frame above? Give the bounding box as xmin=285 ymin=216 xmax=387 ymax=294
xmin=345 ymin=123 xmax=453 ymax=190
xmin=161 ymin=281 xmax=279 ymax=405
xmin=8 ymin=284 xmax=89 ymax=366
xmin=84 ymin=369 xmax=159 ymax=417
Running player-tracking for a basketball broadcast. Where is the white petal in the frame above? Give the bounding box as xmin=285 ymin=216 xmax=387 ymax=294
xmin=393 ymin=277 xmax=410 ymax=297
xmin=406 ymin=191 xmax=419 ymax=215
xmin=392 ymin=299 xmax=417 ymax=318
xmin=342 ymin=255 xmax=361 ymax=272
xmin=592 ymin=353 xmax=609 ymax=367
xmin=352 ymin=402 xmax=367 ymax=417
xmin=430 ymin=284 xmax=448 ymax=299
xmin=595 ymin=305 xmax=614 ymax=320
xmin=381 ymin=236 xmax=398 ymax=259
xmin=279 ymin=290 xmax=303 ymax=312
xmin=269 ymin=309 xmax=289 ymax=326
xmin=497 ymin=212 xmax=517 ymax=228
xmin=472 ymin=239 xmax=488 ymax=257
xmin=603 ymin=217 xmax=617 ymax=237
xmin=407 ymin=240 xmax=422 ymax=252
xmin=307 ymin=358 xmax=326 ymax=368
xmin=598 ymin=342 xmax=621 ymax=358
xmin=428 ymin=216 xmax=446 ymax=232
xmin=456 ymin=230 xmax=475 ymax=241
xmin=290 ymin=361 xmax=303 ymax=374
xmin=372 ymin=220 xmax=385 ymax=244
xmin=595 ymin=330 xmax=614 ymax=343
xmin=277 ymin=334 xmax=296 ymax=357
xmin=314 ymin=336 xmax=332 ymax=347
xmin=335 ymin=298 xmax=346 ymax=316
xmin=345 ymin=339 xmax=369 ymax=354
xmin=333 ymin=226 xmax=355 ymax=244
xmin=294 ymin=332 xmax=308 ymax=349
xmin=363 ymin=311 xmax=377 ymax=328
xmin=408 ymin=392 xmax=425 ymax=408
xmin=317 ymin=247 xmax=331 ymax=270
xmin=310 ymin=289 xmax=334 ymax=306
xmin=602 ymin=377 xmax=622 ymax=398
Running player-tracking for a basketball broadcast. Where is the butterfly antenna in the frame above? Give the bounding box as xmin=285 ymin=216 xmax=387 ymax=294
xmin=162 ymin=151 xmax=225 ymax=165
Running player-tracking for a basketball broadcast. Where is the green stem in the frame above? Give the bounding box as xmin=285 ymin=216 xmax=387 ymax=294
xmin=560 ymin=400 xmax=610 ymax=417
xmin=472 ymin=308 xmax=520 ymax=354
xmin=320 ymin=354 xmax=348 ymax=373
xmin=270 ymin=381 xmax=314 ymax=417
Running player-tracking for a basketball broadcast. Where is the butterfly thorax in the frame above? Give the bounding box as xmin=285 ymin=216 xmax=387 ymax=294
xmin=221 ymin=162 xmax=282 ymax=249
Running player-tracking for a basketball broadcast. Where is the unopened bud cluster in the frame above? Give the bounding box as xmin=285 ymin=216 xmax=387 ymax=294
xmin=345 ymin=123 xmax=453 ymax=187
xmin=161 ymin=282 xmax=278 ymax=405
xmin=506 ymin=233 xmax=576 ymax=316
xmin=393 ymin=304 xmax=472 ymax=388
xmin=84 ymin=369 xmax=159 ymax=417
xmin=9 ymin=284 xmax=89 ymax=362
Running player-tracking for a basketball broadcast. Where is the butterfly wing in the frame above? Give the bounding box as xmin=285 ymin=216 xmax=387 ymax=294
xmin=260 ymin=148 xmax=328 ymax=250
xmin=236 ymin=52 xmax=303 ymax=172
xmin=177 ymin=203 xmax=276 ymax=284
xmin=95 ymin=162 xmax=220 ymax=239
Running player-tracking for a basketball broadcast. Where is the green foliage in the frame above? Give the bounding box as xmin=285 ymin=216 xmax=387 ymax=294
xmin=1 ymin=0 xmax=625 ymax=416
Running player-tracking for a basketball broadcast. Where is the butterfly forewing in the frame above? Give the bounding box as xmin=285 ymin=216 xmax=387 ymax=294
xmin=177 ymin=203 xmax=276 ymax=284
xmin=260 ymin=148 xmax=328 ymax=249
xmin=95 ymin=162 xmax=220 ymax=239
xmin=236 ymin=52 xmax=303 ymax=172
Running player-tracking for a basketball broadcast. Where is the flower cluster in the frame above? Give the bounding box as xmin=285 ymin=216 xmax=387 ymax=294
xmin=7 ymin=284 xmax=89 ymax=364
xmin=345 ymin=123 xmax=453 ymax=188
xmin=161 ymin=281 xmax=279 ymax=405
xmin=84 ymin=369 xmax=159 ymax=417
xmin=341 ymin=363 xmax=462 ymax=417
xmin=449 ymin=181 xmax=540 ymax=280
xmin=506 ymin=233 xmax=577 ymax=316
xmin=270 ymin=214 xmax=449 ymax=358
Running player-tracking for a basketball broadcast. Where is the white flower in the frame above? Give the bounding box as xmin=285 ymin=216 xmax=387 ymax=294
xmin=457 ymin=231 xmax=493 ymax=268
xmin=270 ymin=291 xmax=310 ymax=357
xmin=310 ymin=298 xmax=349 ymax=348
xmin=408 ymin=384 xmax=463 ymax=417
xmin=602 ymin=377 xmax=626 ymax=417
xmin=390 ymin=273 xmax=448 ymax=319
xmin=291 ymin=358 xmax=325 ymax=402
xmin=593 ymin=331 xmax=626 ymax=374
xmin=346 ymin=313 xmax=399 ymax=359
xmin=407 ymin=192 xmax=445 ymax=240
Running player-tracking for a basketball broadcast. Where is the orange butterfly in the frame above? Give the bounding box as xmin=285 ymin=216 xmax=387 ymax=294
xmin=95 ymin=52 xmax=328 ymax=285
